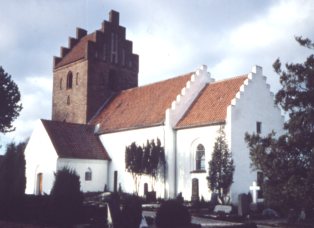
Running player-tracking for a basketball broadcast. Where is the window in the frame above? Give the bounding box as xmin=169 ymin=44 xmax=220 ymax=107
xmin=67 ymin=96 xmax=70 ymax=105
xmin=195 ymin=144 xmax=205 ymax=170
xmin=102 ymin=44 xmax=106 ymax=61
xmin=111 ymin=33 xmax=118 ymax=63
xmin=85 ymin=168 xmax=92 ymax=181
xmin=122 ymin=48 xmax=126 ymax=66
xmin=59 ymin=78 xmax=63 ymax=90
xmin=256 ymin=121 xmax=262 ymax=134
xmin=66 ymin=71 xmax=73 ymax=89
xmin=76 ymin=73 xmax=79 ymax=85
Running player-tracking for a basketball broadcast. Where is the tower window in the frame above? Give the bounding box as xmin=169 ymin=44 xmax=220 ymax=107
xmin=256 ymin=121 xmax=262 ymax=134
xmin=122 ymin=48 xmax=126 ymax=66
xmin=102 ymin=44 xmax=106 ymax=61
xmin=66 ymin=71 xmax=73 ymax=89
xmin=76 ymin=73 xmax=79 ymax=85
xmin=59 ymin=78 xmax=63 ymax=90
xmin=195 ymin=144 xmax=205 ymax=170
xmin=111 ymin=32 xmax=118 ymax=63
xmin=67 ymin=96 xmax=70 ymax=105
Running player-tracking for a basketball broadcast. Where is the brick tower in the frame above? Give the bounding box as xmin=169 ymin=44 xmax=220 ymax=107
xmin=52 ymin=10 xmax=139 ymax=124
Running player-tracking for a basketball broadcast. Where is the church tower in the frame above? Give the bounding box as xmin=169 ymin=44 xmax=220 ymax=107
xmin=52 ymin=10 xmax=139 ymax=124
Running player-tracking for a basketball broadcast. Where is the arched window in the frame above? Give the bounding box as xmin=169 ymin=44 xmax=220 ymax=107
xmin=67 ymin=96 xmax=70 ymax=105
xmin=195 ymin=144 xmax=205 ymax=170
xmin=85 ymin=167 xmax=92 ymax=181
xmin=59 ymin=78 xmax=63 ymax=90
xmin=66 ymin=71 xmax=73 ymax=89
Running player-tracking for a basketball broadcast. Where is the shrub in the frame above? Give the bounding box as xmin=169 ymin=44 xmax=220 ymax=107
xmin=120 ymin=195 xmax=142 ymax=228
xmin=50 ymin=167 xmax=83 ymax=225
xmin=155 ymin=200 xmax=191 ymax=228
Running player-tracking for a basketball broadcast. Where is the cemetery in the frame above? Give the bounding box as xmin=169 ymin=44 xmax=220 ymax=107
xmin=0 ymin=168 xmax=313 ymax=228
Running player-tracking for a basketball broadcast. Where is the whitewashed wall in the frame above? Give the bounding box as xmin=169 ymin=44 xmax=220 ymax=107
xmin=25 ymin=120 xmax=58 ymax=195
xmin=176 ymin=124 xmax=222 ymax=201
xmin=99 ymin=126 xmax=167 ymax=197
xmin=57 ymin=158 xmax=109 ymax=192
xmin=227 ymin=66 xmax=284 ymax=203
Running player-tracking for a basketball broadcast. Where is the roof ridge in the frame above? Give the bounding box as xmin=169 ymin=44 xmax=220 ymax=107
xmin=210 ymin=74 xmax=248 ymax=84
xmin=120 ymin=72 xmax=194 ymax=94
xmin=41 ymin=119 xmax=93 ymax=127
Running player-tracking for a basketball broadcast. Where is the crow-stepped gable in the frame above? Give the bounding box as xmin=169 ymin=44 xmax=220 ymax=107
xmin=52 ymin=10 xmax=139 ymax=124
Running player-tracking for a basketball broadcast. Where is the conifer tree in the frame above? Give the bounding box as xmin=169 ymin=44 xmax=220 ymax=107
xmin=207 ymin=127 xmax=234 ymax=204
xmin=0 ymin=141 xmax=26 ymax=217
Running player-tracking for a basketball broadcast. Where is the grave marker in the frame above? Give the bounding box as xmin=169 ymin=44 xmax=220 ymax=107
xmin=249 ymin=181 xmax=260 ymax=203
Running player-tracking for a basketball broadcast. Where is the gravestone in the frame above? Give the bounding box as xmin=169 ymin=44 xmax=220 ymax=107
xmin=191 ymin=178 xmax=199 ymax=202
xmin=214 ymin=205 xmax=232 ymax=214
xmin=238 ymin=193 xmax=250 ymax=217
xmin=144 ymin=183 xmax=148 ymax=195
xmin=113 ymin=171 xmax=118 ymax=193
xmin=107 ymin=193 xmax=121 ymax=227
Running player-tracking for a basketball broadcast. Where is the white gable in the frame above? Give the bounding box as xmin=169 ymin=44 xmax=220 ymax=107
xmin=25 ymin=120 xmax=58 ymax=195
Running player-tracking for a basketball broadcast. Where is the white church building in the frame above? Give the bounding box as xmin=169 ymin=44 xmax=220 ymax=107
xmin=24 ymin=10 xmax=284 ymax=204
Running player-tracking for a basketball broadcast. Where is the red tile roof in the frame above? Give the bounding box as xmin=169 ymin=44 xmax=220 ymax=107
xmin=55 ymin=33 xmax=95 ymax=68
xmin=176 ymin=75 xmax=248 ymax=129
xmin=41 ymin=119 xmax=110 ymax=160
xmin=91 ymin=73 xmax=193 ymax=133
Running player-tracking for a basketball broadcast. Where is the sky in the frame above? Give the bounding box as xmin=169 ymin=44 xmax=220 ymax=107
xmin=0 ymin=0 xmax=314 ymax=153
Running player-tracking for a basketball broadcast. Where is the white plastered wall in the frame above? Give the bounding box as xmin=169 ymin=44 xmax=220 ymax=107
xmin=226 ymin=66 xmax=284 ymax=203
xmin=57 ymin=158 xmax=109 ymax=192
xmin=176 ymin=124 xmax=222 ymax=201
xmin=25 ymin=120 xmax=58 ymax=195
xmin=99 ymin=126 xmax=166 ymax=198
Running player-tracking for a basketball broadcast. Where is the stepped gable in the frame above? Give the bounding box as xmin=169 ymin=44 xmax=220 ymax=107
xmin=41 ymin=119 xmax=110 ymax=160
xmin=91 ymin=73 xmax=193 ymax=133
xmin=53 ymin=10 xmax=138 ymax=71
xmin=176 ymin=75 xmax=248 ymax=129
xmin=54 ymin=33 xmax=95 ymax=68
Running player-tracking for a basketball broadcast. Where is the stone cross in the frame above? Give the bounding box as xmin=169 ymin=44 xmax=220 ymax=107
xmin=249 ymin=181 xmax=260 ymax=203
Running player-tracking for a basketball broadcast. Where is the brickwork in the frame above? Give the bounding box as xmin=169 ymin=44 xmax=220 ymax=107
xmin=52 ymin=10 xmax=138 ymax=124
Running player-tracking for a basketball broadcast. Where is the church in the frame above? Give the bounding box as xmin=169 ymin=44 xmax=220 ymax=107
xmin=24 ymin=10 xmax=284 ymax=204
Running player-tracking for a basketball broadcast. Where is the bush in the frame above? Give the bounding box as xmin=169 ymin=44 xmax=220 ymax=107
xmin=155 ymin=200 xmax=191 ymax=228
xmin=50 ymin=167 xmax=83 ymax=225
xmin=120 ymin=195 xmax=142 ymax=228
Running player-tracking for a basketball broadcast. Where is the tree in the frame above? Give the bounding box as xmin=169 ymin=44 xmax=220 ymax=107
xmin=145 ymin=138 xmax=166 ymax=190
xmin=245 ymin=36 xmax=314 ymax=212
xmin=125 ymin=139 xmax=166 ymax=194
xmin=125 ymin=142 xmax=143 ymax=194
xmin=0 ymin=66 xmax=22 ymax=134
xmin=0 ymin=141 xmax=26 ymax=217
xmin=207 ymin=127 xmax=234 ymax=205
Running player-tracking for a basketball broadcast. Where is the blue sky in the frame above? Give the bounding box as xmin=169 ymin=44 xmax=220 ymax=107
xmin=1 ymin=0 xmax=314 ymax=153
